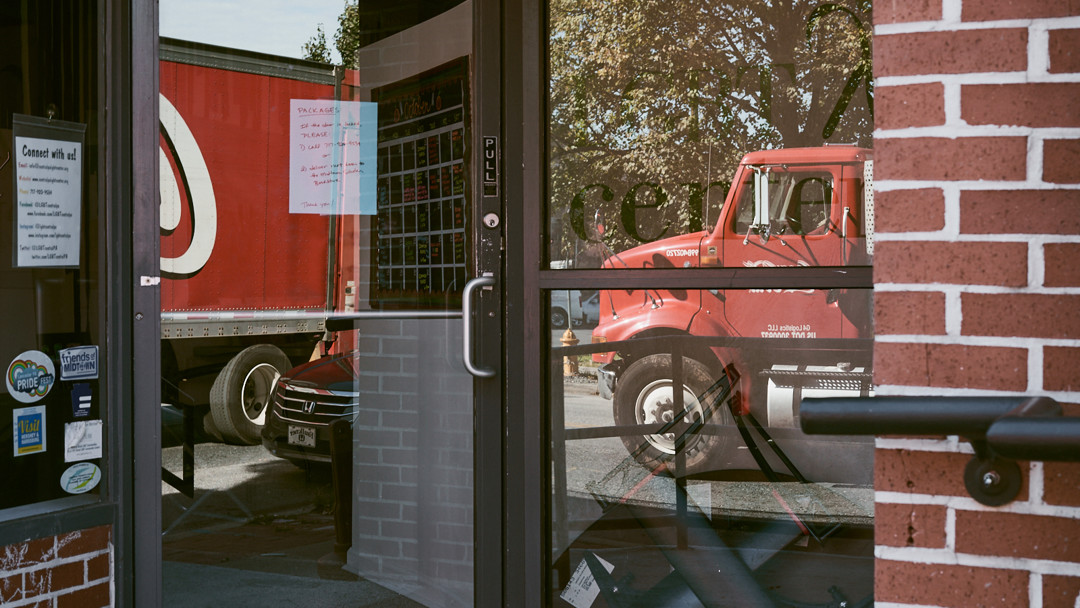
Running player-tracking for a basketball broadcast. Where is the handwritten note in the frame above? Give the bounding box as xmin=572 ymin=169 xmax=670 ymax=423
xmin=14 ymin=136 xmax=83 ymax=267
xmin=289 ymin=100 xmax=377 ymax=215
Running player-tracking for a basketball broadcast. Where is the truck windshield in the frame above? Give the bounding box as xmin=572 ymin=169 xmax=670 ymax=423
xmin=733 ymin=170 xmax=834 ymax=236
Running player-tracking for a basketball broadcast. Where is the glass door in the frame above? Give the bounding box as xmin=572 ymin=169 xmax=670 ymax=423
xmin=540 ymin=0 xmax=876 ymax=605
xmin=157 ymin=2 xmax=502 ymax=606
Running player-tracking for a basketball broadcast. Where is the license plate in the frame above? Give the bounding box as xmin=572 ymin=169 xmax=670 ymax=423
xmin=287 ymin=425 xmax=316 ymax=447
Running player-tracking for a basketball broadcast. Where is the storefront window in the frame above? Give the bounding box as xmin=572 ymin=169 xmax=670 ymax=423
xmin=1 ymin=0 xmax=105 ymax=512
xmin=545 ymin=0 xmax=875 ymax=604
xmin=546 ymin=0 xmax=873 ymax=269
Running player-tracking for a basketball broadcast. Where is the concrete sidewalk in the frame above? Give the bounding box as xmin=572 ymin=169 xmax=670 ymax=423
xmin=161 ymin=442 xmax=423 ymax=606
xmin=164 ymin=561 xmax=423 ymax=607
xmin=162 ymin=506 xmax=424 ymax=606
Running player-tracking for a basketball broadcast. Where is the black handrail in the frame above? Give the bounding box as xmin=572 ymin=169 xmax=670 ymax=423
xmin=987 ymin=417 xmax=1080 ymax=463
xmin=800 ymin=396 xmax=1080 ymax=506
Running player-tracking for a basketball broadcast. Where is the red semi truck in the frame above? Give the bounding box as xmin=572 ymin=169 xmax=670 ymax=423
xmin=158 ymin=39 xmax=360 ymax=445
xmin=590 ymin=145 xmax=875 ymax=478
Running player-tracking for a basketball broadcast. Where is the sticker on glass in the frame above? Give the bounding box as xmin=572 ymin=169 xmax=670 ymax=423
xmin=60 ymin=462 xmax=101 ymax=494
xmin=64 ymin=420 xmax=103 ymax=462
xmin=71 ymin=383 xmax=92 ymax=418
xmin=59 ymin=345 xmax=99 ymax=381
xmin=13 ymin=405 xmax=47 ymax=457
xmin=6 ymin=350 xmax=56 ymax=403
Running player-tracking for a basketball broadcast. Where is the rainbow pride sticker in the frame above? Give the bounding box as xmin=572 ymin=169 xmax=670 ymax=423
xmin=6 ymin=350 xmax=56 ymax=404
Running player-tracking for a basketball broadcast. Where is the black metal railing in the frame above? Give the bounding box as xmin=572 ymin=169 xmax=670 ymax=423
xmin=801 ymin=396 xmax=1080 ymax=505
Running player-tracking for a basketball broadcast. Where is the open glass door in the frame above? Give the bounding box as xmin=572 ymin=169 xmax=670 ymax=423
xmin=158 ymin=2 xmax=502 ymax=606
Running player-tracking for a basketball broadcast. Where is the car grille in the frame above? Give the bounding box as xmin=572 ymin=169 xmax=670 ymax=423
xmin=272 ymin=383 xmax=359 ymax=426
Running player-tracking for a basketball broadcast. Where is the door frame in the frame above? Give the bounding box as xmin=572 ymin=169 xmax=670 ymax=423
xmin=474 ymin=0 xmax=508 ymax=605
xmin=130 ymin=0 xmax=163 ymax=604
xmin=501 ymin=0 xmax=546 ymax=605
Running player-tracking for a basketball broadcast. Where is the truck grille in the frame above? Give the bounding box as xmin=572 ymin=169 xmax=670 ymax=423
xmin=272 ymin=383 xmax=359 ymax=426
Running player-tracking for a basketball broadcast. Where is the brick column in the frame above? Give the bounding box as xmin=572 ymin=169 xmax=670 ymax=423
xmin=872 ymin=1 xmax=1080 ymax=606
xmin=0 ymin=526 xmax=112 ymax=607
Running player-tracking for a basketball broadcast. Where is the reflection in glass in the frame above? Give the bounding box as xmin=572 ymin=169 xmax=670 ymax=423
xmin=160 ymin=2 xmax=477 ymax=606
xmin=547 ymin=0 xmax=874 ymax=268
xmin=548 ymin=288 xmax=874 ymax=605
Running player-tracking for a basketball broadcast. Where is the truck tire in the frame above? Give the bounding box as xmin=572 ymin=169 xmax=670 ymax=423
xmin=613 ymin=354 xmax=733 ymax=475
xmin=551 ymin=307 xmax=569 ymax=329
xmin=209 ymin=344 xmax=292 ymax=445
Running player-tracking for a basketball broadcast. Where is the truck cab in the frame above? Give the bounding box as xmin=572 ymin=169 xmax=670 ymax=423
xmin=589 ymin=146 xmax=874 ymax=477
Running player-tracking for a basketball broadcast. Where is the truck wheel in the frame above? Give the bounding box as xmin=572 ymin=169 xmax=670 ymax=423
xmin=613 ymin=354 xmax=733 ymax=475
xmin=209 ymin=344 xmax=291 ymax=445
xmin=551 ymin=307 xmax=569 ymax=329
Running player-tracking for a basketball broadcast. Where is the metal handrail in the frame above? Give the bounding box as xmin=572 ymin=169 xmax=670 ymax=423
xmin=800 ymin=396 xmax=1080 ymax=505
xmin=987 ymin=417 xmax=1080 ymax=463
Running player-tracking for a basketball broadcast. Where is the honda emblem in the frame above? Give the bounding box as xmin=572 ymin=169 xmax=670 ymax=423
xmin=303 ymin=401 xmax=316 ymax=414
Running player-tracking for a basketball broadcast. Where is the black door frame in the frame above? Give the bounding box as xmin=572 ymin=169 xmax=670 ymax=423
xmin=129 ymin=0 xmax=162 ymax=604
xmin=475 ymin=0 xmax=508 ymax=605
xmin=502 ymin=0 xmax=546 ymax=604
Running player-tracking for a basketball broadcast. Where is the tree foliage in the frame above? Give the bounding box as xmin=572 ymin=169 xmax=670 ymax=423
xmin=301 ymin=24 xmax=332 ymax=64
xmin=548 ymin=0 xmax=874 ymax=263
xmin=333 ymin=2 xmax=361 ymax=69
xmin=301 ymin=1 xmax=360 ymax=68
xmin=298 ymin=0 xmax=875 ymax=265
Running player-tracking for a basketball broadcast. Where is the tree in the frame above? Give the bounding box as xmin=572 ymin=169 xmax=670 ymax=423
xmin=301 ymin=24 xmax=332 ymax=64
xmin=300 ymin=0 xmax=874 ymax=264
xmin=333 ymin=2 xmax=361 ymax=69
xmin=547 ymin=0 xmax=874 ymax=263
xmin=301 ymin=1 xmax=359 ymax=68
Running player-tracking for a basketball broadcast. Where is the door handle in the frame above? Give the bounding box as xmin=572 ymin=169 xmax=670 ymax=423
xmin=462 ymin=274 xmax=496 ymax=378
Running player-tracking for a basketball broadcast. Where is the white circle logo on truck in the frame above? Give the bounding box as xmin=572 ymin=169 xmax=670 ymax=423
xmin=6 ymin=350 xmax=55 ymax=404
xmin=159 ymin=93 xmax=218 ymax=276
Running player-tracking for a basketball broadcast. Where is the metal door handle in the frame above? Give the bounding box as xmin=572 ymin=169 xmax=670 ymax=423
xmin=463 ymin=274 xmax=496 ymax=378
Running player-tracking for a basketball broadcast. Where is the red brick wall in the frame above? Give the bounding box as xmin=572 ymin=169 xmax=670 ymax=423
xmin=872 ymin=1 xmax=1080 ymax=607
xmin=0 ymin=525 xmax=112 ymax=607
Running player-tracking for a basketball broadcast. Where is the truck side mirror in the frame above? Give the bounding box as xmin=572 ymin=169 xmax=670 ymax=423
xmin=751 ymin=168 xmax=771 ymax=243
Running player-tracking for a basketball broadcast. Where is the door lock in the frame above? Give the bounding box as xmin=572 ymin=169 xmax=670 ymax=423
xmin=483 ymin=213 xmax=500 ymax=229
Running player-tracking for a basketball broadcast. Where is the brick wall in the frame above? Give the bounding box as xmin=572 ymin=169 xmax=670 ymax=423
xmin=872 ymin=1 xmax=1080 ymax=607
xmin=0 ymin=525 xmax=112 ymax=607
xmin=344 ymin=318 xmax=474 ymax=606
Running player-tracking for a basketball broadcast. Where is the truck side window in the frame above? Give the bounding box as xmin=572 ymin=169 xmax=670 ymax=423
xmin=789 ymin=174 xmax=832 ymax=235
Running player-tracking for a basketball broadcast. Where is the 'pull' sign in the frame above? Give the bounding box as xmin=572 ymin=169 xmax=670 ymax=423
xmin=483 ymin=136 xmax=498 ymax=197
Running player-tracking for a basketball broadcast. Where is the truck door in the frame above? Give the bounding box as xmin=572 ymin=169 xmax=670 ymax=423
xmin=716 ymin=163 xmax=852 ymax=342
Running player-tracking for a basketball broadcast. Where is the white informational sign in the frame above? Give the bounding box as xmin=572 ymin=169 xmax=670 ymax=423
xmin=14 ymin=135 xmax=83 ymax=267
xmin=289 ymin=99 xmax=377 ymax=215
xmin=64 ymin=420 xmax=104 ymax=463
xmin=559 ymin=553 xmax=615 ymax=608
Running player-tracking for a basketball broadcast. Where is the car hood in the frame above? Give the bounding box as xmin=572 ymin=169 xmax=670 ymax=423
xmin=281 ymin=351 xmax=360 ymax=393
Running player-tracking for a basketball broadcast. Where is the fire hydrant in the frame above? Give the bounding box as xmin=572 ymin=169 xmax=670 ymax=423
xmin=561 ymin=328 xmax=579 ymax=376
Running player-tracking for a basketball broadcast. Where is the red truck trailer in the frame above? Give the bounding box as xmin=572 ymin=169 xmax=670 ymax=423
xmin=159 ymin=39 xmax=359 ymax=445
xmin=590 ymin=145 xmax=875 ymax=478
